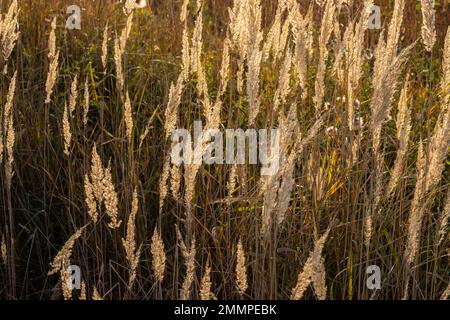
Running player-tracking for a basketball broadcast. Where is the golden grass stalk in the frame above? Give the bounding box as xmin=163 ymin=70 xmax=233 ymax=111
xmin=438 ymin=190 xmax=450 ymax=245
xmin=151 ymin=227 xmax=166 ymax=282
xmin=69 ymin=76 xmax=78 ymax=114
xmin=176 ymin=225 xmax=196 ymax=300
xmin=273 ymin=48 xmax=292 ymax=113
xmin=170 ymin=163 xmax=181 ymax=201
xmin=287 ymin=0 xmax=312 ymax=100
xmin=4 ymin=71 xmax=17 ymax=188
xmin=103 ymin=161 xmax=122 ymax=229
xmin=159 ymin=155 xmax=171 ymax=210
xmin=387 ymin=80 xmax=411 ymax=196
xmin=92 ymin=286 xmax=102 ymax=300
xmin=314 ymin=0 xmax=335 ymax=111
xmin=122 ymin=188 xmax=142 ymax=288
xmin=420 ymin=0 xmax=436 ymax=52
xmin=60 ymin=258 xmax=73 ymax=300
xmin=48 ymin=225 xmax=87 ymax=276
xmin=291 ymin=222 xmax=333 ymax=300
xmin=246 ymin=0 xmax=263 ymax=125
xmin=84 ymin=174 xmax=99 ymax=224
xmin=45 ymin=17 xmax=59 ymax=104
xmin=200 ymin=258 xmax=214 ymax=300
xmin=90 ymin=145 xmax=105 ymax=203
xmin=80 ymin=281 xmax=87 ymax=300
xmin=235 ymin=238 xmax=248 ymax=295
xmin=180 ymin=0 xmax=190 ymax=23
xmin=124 ymin=91 xmax=134 ymax=142
xmin=441 ymin=282 xmax=450 ymax=300
xmin=101 ymin=23 xmax=109 ymax=70
xmin=83 ymin=77 xmax=90 ymax=126
xmin=114 ymin=37 xmax=125 ymax=90
xmin=1 ymin=234 xmax=6 ymax=265
xmin=263 ymin=0 xmax=287 ymax=62
xmin=62 ymin=102 xmax=71 ymax=156
xmin=0 ymin=0 xmax=19 ymax=64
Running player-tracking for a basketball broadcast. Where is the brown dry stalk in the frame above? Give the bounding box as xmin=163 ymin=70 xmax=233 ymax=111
xmin=235 ymin=238 xmax=248 ymax=295
xmin=420 ymin=0 xmax=436 ymax=52
xmin=151 ymin=227 xmax=166 ymax=282
xmin=45 ymin=17 xmax=59 ymax=104
xmin=291 ymin=222 xmax=334 ymax=300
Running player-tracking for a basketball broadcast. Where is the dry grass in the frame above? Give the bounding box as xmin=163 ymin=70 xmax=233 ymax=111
xmin=0 ymin=0 xmax=448 ymax=300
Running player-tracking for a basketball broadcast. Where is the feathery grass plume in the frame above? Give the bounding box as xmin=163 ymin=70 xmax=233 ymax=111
xmin=0 ymin=0 xmax=19 ymax=64
xmin=88 ymin=147 xmax=122 ymax=228
xmin=122 ymin=188 xmax=142 ymax=288
xmin=124 ymin=91 xmax=134 ymax=142
xmin=438 ymin=190 xmax=450 ymax=245
xmin=235 ymin=238 xmax=248 ymax=295
xmin=273 ymin=48 xmax=292 ymax=113
xmin=227 ymin=163 xmax=238 ymax=204
xmin=442 ymin=282 xmax=450 ymax=300
xmin=442 ymin=27 xmax=450 ymax=104
xmin=1 ymin=234 xmax=6 ymax=264
xmin=60 ymin=259 xmax=73 ymax=300
xmin=368 ymin=0 xmax=411 ymax=246
xmin=101 ymin=23 xmax=109 ymax=70
xmin=291 ymin=222 xmax=334 ymax=300
xmin=79 ymin=281 xmax=87 ymax=300
xmin=92 ymin=286 xmax=102 ymax=300
xmin=164 ymin=75 xmax=184 ymax=139
xmin=287 ymin=0 xmax=312 ymax=100
xmin=151 ymin=227 xmax=166 ymax=282
xmin=4 ymin=71 xmax=17 ymax=187
xmin=48 ymin=225 xmax=87 ymax=276
xmin=84 ymin=174 xmax=98 ymax=224
xmin=159 ymin=155 xmax=171 ymax=210
xmin=200 ymin=258 xmax=214 ymax=300
xmin=115 ymin=2 xmax=135 ymax=90
xmin=103 ymin=161 xmax=122 ymax=229
xmin=228 ymin=0 xmax=249 ymax=95
xmin=180 ymin=0 xmax=190 ymax=23
xmin=246 ymin=0 xmax=263 ymax=125
xmin=404 ymin=140 xmax=427 ymax=268
xmin=420 ymin=0 xmax=436 ymax=52
xmin=138 ymin=110 xmax=156 ymax=150
xmin=263 ymin=0 xmax=287 ymax=62
xmin=90 ymin=145 xmax=105 ymax=203
xmin=261 ymin=110 xmax=325 ymax=237
xmin=170 ymin=163 xmax=181 ymax=201
xmin=114 ymin=37 xmax=125 ymax=90
xmin=176 ymin=225 xmax=196 ymax=300
xmin=342 ymin=0 xmax=373 ymax=130
xmin=62 ymin=102 xmax=71 ymax=156
xmin=387 ymin=80 xmax=411 ymax=196
xmin=83 ymin=77 xmax=90 ymax=126
xmin=314 ymin=0 xmax=334 ymax=111
xmin=69 ymin=76 xmax=78 ymax=114
xmin=45 ymin=17 xmax=59 ymax=104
